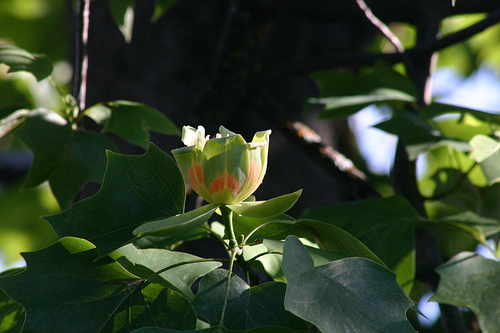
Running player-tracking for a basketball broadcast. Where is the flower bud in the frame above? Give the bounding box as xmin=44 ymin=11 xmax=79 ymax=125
xmin=172 ymin=125 xmax=271 ymax=205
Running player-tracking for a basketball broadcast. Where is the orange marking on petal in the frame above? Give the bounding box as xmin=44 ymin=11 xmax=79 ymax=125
xmin=209 ymin=172 xmax=241 ymax=195
xmin=188 ymin=164 xmax=203 ymax=190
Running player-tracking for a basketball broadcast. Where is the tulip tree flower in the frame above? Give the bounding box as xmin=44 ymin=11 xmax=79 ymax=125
xmin=172 ymin=125 xmax=271 ymax=205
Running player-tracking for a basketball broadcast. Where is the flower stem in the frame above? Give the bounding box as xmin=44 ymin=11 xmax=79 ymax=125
xmin=220 ymin=205 xmax=237 ymax=248
xmin=219 ymin=247 xmax=237 ymax=331
xmin=218 ymin=205 xmax=239 ymax=330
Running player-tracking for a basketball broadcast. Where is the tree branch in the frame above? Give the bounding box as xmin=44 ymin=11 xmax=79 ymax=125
xmin=255 ymin=0 xmax=500 ymax=24
xmin=267 ymin=6 xmax=500 ymax=82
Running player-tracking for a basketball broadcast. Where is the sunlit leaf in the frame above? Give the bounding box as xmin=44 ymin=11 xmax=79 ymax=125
xmin=0 ymin=109 xmax=29 ymax=138
xmin=432 ymin=252 xmax=500 ymax=333
xmin=419 ymin=102 xmax=500 ymax=125
xmin=84 ymin=100 xmax=180 ymax=148
xmin=109 ymin=0 xmax=135 ymax=43
xmin=282 ymin=236 xmax=416 ymax=333
xmin=227 ymin=190 xmax=302 ymax=218
xmin=134 ymin=203 xmax=219 ymax=238
xmin=469 ymin=135 xmax=500 ymax=184
xmin=232 ymin=214 xmax=383 ymax=266
xmin=112 ymin=244 xmax=221 ymax=300
xmin=0 ymin=44 xmax=53 ymax=81
xmin=45 ymin=143 xmax=185 ymax=258
xmin=0 ymin=270 xmax=25 ymax=333
xmin=313 ymin=88 xmax=415 ymax=119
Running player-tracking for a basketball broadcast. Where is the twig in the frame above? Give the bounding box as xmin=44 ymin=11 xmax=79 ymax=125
xmin=355 ymin=0 xmax=405 ymax=53
xmin=267 ymin=6 xmax=500 ymax=82
xmin=73 ymin=0 xmax=91 ymax=113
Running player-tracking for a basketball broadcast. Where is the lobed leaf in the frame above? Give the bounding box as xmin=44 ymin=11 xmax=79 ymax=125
xmin=282 ymin=236 xmax=416 ymax=333
xmin=300 ymin=195 xmax=418 ymax=293
xmin=432 ymin=252 xmax=500 ymax=333
xmin=112 ymin=244 xmax=221 ymax=300
xmin=0 ymin=44 xmax=53 ymax=81
xmin=45 ymin=143 xmax=185 ymax=258
xmin=191 ymin=269 xmax=308 ymax=331
xmin=101 ymin=283 xmax=197 ymax=332
xmin=15 ymin=109 xmax=117 ymax=208
xmin=0 ymin=237 xmax=140 ymax=333
xmin=84 ymin=100 xmax=180 ymax=148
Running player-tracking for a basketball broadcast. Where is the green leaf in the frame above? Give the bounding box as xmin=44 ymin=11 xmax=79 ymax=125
xmin=374 ymin=115 xmax=440 ymax=144
xmin=134 ymin=203 xmax=219 ymax=238
xmin=85 ymin=100 xmax=180 ymax=148
xmin=232 ymin=214 xmax=297 ymax=241
xmin=101 ymin=283 xmax=197 ymax=332
xmin=0 ymin=109 xmax=29 ymax=138
xmin=0 ymin=278 xmax=24 ymax=333
xmin=112 ymin=244 xmax=221 ymax=300
xmin=109 ymin=0 xmax=135 ymax=43
xmin=295 ymin=219 xmax=386 ymax=266
xmin=227 ymin=190 xmax=302 ymax=218
xmin=419 ymin=102 xmax=500 ymax=125
xmin=311 ymin=61 xmax=416 ymax=99
xmin=432 ymin=252 xmax=500 ymax=333
xmin=131 ymin=327 xmax=238 ymax=333
xmin=314 ymin=88 xmax=415 ymax=120
xmin=45 ymin=143 xmax=185 ymax=258
xmin=0 ymin=184 xmax=59 ymax=264
xmin=152 ymin=0 xmax=181 ymax=22
xmin=282 ymin=236 xmax=416 ymax=333
xmin=0 ymin=237 xmax=140 ymax=333
xmin=15 ymin=109 xmax=117 ymax=208
xmin=300 ymin=196 xmax=418 ymax=293
xmin=192 ymin=269 xmax=308 ymax=331
xmin=469 ymin=135 xmax=500 ymax=185
xmin=262 ymin=239 xmax=345 ymax=266
xmin=419 ymin=218 xmax=488 ymax=258
xmin=0 ymin=44 xmax=53 ymax=81
xmin=232 ymin=214 xmax=384 ymax=266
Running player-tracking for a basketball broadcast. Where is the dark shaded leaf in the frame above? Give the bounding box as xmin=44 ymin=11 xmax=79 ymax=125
xmin=45 ymin=143 xmax=185 ymax=258
xmin=152 ymin=0 xmax=181 ymax=22
xmin=15 ymin=109 xmax=116 ymax=208
xmin=282 ymin=236 xmax=416 ymax=333
xmin=0 ymin=237 xmax=139 ymax=333
xmin=300 ymin=196 xmax=418 ymax=293
xmin=84 ymin=100 xmax=180 ymax=148
xmin=0 ymin=44 xmax=53 ymax=81
xmin=0 ymin=275 xmax=25 ymax=333
xmin=192 ymin=269 xmax=307 ymax=331
xmin=101 ymin=283 xmax=197 ymax=333
xmin=432 ymin=252 xmax=500 ymax=333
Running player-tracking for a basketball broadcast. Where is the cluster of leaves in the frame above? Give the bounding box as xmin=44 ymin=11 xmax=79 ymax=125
xmin=2 ymin=14 xmax=500 ymax=333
